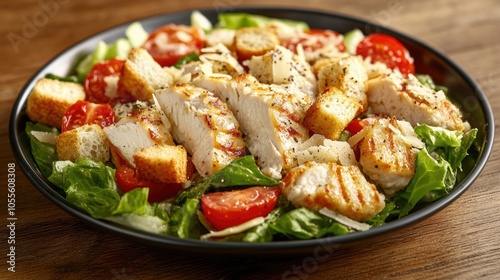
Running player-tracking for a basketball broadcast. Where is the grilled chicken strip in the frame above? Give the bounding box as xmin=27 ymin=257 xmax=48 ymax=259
xmin=281 ymin=161 xmax=386 ymax=221
xmin=155 ymin=83 xmax=246 ymax=177
xmin=357 ymin=118 xmax=423 ymax=195
xmin=193 ymin=73 xmax=311 ymax=179
xmin=366 ymin=73 xmax=465 ymax=131
xmin=245 ymin=45 xmax=318 ymax=101
xmin=103 ymin=106 xmax=174 ymax=167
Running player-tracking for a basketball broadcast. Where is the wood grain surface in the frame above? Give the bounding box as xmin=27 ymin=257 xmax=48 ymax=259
xmin=1 ymin=0 xmax=499 ymax=279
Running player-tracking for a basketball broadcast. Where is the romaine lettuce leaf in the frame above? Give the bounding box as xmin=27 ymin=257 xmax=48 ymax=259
xmin=208 ymin=155 xmax=280 ymax=188
xmin=416 ymin=74 xmax=449 ymax=95
xmin=105 ymin=189 xmax=170 ymax=235
xmin=269 ymin=207 xmax=349 ymax=240
xmin=414 ymin=124 xmax=461 ymax=152
xmin=48 ymin=158 xmax=171 ymax=234
xmin=168 ymin=198 xmax=204 ymax=239
xmin=367 ymin=201 xmax=397 ymax=227
xmin=447 ymin=128 xmax=478 ymax=170
xmin=398 ymin=147 xmax=455 ymax=217
xmin=48 ymin=158 xmax=120 ymax=218
xmin=25 ymin=122 xmax=59 ymax=178
xmin=242 ymin=208 xmax=283 ymax=242
xmin=112 ymin=188 xmax=150 ymax=216
xmin=217 ymin=13 xmax=309 ymax=31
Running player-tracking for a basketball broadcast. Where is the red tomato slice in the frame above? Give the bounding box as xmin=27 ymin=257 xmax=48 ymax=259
xmin=84 ymin=58 xmax=129 ymax=104
xmin=115 ymin=165 xmax=183 ymax=203
xmin=356 ymin=33 xmax=415 ymax=75
xmin=345 ymin=119 xmax=366 ymax=136
xmin=201 ymin=186 xmax=280 ymax=231
xmin=61 ymin=100 xmax=115 ymax=133
xmin=284 ymin=29 xmax=345 ymax=53
xmin=143 ymin=24 xmax=205 ymax=67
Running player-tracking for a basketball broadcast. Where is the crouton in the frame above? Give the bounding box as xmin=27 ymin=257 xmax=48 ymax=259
xmin=55 ymin=124 xmax=110 ymax=163
xmin=312 ymin=56 xmax=347 ymax=76
xmin=315 ymin=55 xmax=368 ymax=109
xmin=233 ymin=27 xmax=279 ymax=62
xmin=206 ymin=28 xmax=236 ymax=49
xmin=133 ymin=145 xmax=187 ymax=183
xmin=120 ymin=48 xmax=173 ymax=101
xmin=26 ymin=78 xmax=86 ymax=128
xmin=303 ymin=87 xmax=362 ymax=140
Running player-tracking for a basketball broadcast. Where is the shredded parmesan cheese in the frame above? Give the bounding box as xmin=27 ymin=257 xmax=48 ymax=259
xmin=319 ymin=207 xmax=370 ymax=231
xmin=31 ymin=131 xmax=57 ymax=145
xmin=200 ymin=217 xmax=266 ymax=240
xmin=347 ymin=126 xmax=370 ymax=147
xmin=103 ymin=75 xmax=119 ymax=99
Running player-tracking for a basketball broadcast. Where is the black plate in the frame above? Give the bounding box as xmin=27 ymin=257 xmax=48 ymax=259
xmin=9 ymin=7 xmax=495 ymax=256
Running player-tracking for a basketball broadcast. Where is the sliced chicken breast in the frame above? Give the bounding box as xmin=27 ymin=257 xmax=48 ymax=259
xmin=245 ymin=45 xmax=318 ymax=101
xmin=193 ymin=73 xmax=311 ymax=179
xmin=281 ymin=161 xmax=386 ymax=221
xmin=357 ymin=118 xmax=422 ymax=195
xmin=366 ymin=73 xmax=465 ymax=131
xmin=103 ymin=106 xmax=174 ymax=167
xmin=155 ymin=83 xmax=246 ymax=177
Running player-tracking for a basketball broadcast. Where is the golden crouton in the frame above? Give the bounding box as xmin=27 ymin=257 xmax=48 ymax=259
xmin=315 ymin=55 xmax=368 ymax=109
xmin=120 ymin=48 xmax=173 ymax=101
xmin=233 ymin=27 xmax=279 ymax=62
xmin=133 ymin=145 xmax=187 ymax=184
xmin=26 ymin=78 xmax=86 ymax=129
xmin=55 ymin=124 xmax=110 ymax=163
xmin=303 ymin=87 xmax=362 ymax=140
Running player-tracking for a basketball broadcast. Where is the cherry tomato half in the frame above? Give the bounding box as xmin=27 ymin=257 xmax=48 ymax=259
xmin=356 ymin=33 xmax=415 ymax=75
xmin=201 ymin=186 xmax=280 ymax=231
xmin=61 ymin=100 xmax=115 ymax=133
xmin=143 ymin=24 xmax=205 ymax=67
xmin=115 ymin=165 xmax=183 ymax=203
xmin=84 ymin=58 xmax=126 ymax=104
xmin=284 ymin=29 xmax=345 ymax=53
xmin=345 ymin=119 xmax=366 ymax=136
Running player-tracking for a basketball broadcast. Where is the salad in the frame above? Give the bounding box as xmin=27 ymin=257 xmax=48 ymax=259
xmin=25 ymin=11 xmax=479 ymax=242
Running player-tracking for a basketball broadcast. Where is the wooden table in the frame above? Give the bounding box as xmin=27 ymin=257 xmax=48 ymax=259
xmin=2 ymin=0 xmax=499 ymax=278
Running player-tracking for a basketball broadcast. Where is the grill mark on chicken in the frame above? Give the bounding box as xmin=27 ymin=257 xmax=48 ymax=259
xmin=193 ymin=73 xmax=310 ymax=178
xmin=281 ymin=161 xmax=385 ymax=221
xmin=155 ymin=83 xmax=246 ymax=176
xmin=336 ymin=166 xmax=350 ymax=204
xmin=358 ymin=118 xmax=420 ymax=195
xmin=366 ymin=73 xmax=464 ymax=131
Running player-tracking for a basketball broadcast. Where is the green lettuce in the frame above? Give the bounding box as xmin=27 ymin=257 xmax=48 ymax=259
xmin=25 ymin=122 xmax=59 ymax=178
xmin=242 ymin=208 xmax=284 ymax=242
xmin=396 ymin=125 xmax=478 ymax=217
xmin=48 ymin=158 xmax=120 ymax=218
xmin=216 ymin=13 xmax=309 ymax=31
xmin=48 ymin=158 xmax=170 ymax=233
xmin=269 ymin=208 xmax=349 ymax=240
xmin=168 ymin=198 xmax=203 ymax=239
xmin=208 ymin=155 xmax=280 ymax=188
xmin=397 ymin=148 xmax=455 ymax=217
xmin=173 ymin=52 xmax=200 ymax=69
xmin=106 ymin=189 xmax=170 ymax=235
xmin=368 ymin=201 xmax=397 ymax=227
xmin=416 ymin=74 xmax=449 ymax=95
xmin=414 ymin=125 xmax=461 ymax=152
